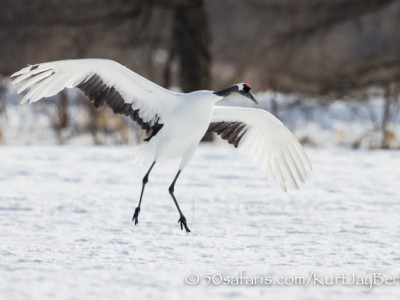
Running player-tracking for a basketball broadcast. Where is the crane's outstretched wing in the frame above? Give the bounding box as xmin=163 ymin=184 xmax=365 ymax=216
xmin=11 ymin=59 xmax=180 ymax=133
xmin=208 ymin=106 xmax=311 ymax=191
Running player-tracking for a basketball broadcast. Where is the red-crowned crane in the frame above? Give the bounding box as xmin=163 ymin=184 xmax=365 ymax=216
xmin=12 ymin=59 xmax=311 ymax=233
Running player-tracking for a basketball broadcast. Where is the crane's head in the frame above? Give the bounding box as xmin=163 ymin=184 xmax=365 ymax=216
xmin=236 ymin=83 xmax=258 ymax=105
xmin=214 ymin=82 xmax=258 ymax=105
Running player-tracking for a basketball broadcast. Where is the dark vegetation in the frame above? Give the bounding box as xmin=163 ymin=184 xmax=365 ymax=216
xmin=0 ymin=0 xmax=399 ymax=147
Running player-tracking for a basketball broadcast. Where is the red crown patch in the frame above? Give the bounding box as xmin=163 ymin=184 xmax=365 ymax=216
xmin=243 ymin=83 xmax=251 ymax=89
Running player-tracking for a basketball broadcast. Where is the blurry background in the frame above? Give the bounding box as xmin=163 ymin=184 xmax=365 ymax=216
xmin=0 ymin=0 xmax=399 ymax=148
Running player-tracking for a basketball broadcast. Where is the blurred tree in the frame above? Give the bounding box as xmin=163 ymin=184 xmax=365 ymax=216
xmin=0 ymin=0 xmax=211 ymax=90
xmin=45 ymin=91 xmax=69 ymax=144
xmin=172 ymin=0 xmax=210 ymax=92
xmin=0 ymin=84 xmax=5 ymax=143
xmin=2 ymin=0 xmax=400 ymax=95
xmin=382 ymin=83 xmax=398 ymax=149
xmin=206 ymin=0 xmax=400 ymax=148
xmin=1 ymin=0 xmax=400 ymax=147
xmin=171 ymin=0 xmax=213 ymax=140
xmin=0 ymin=0 xmax=212 ymax=142
xmin=208 ymin=0 xmax=400 ymax=97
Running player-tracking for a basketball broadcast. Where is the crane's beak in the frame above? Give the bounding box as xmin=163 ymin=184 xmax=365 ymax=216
xmin=247 ymin=91 xmax=259 ymax=105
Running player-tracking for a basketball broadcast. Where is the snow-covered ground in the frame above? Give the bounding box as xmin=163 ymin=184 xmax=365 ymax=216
xmin=0 ymin=145 xmax=399 ymax=299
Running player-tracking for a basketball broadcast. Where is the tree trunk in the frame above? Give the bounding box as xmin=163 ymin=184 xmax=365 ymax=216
xmin=173 ymin=0 xmax=212 ymax=141
xmin=173 ymin=0 xmax=211 ymax=92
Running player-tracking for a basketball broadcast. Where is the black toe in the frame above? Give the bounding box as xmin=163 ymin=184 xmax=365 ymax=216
xmin=178 ymin=215 xmax=191 ymax=233
xmin=132 ymin=207 xmax=141 ymax=225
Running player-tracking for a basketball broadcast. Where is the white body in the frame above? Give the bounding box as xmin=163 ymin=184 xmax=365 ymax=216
xmin=134 ymin=91 xmax=219 ymax=168
xmin=11 ymin=59 xmax=311 ymax=191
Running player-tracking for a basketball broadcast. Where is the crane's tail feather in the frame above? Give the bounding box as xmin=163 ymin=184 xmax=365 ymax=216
xmin=130 ymin=142 xmax=157 ymax=165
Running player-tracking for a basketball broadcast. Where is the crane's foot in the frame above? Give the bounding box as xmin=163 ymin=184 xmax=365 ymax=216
xmin=132 ymin=207 xmax=140 ymax=225
xmin=178 ymin=215 xmax=191 ymax=233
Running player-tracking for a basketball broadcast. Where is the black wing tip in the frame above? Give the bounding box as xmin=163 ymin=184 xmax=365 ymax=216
xmin=77 ymin=73 xmax=163 ymax=141
xmin=30 ymin=64 xmax=40 ymax=71
xmin=208 ymin=121 xmax=247 ymax=148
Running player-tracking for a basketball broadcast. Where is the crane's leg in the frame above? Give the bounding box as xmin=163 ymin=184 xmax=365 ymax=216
xmin=132 ymin=161 xmax=156 ymax=225
xmin=169 ymin=170 xmax=191 ymax=233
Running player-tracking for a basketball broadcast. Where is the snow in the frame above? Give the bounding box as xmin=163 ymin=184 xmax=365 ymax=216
xmin=1 ymin=145 xmax=399 ymax=299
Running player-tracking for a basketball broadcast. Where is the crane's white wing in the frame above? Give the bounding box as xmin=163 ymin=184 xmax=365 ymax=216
xmin=208 ymin=106 xmax=311 ymax=191
xmin=11 ymin=59 xmax=180 ymax=131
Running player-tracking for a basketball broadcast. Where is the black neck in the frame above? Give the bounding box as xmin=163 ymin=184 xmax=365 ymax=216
xmin=214 ymin=85 xmax=238 ymax=97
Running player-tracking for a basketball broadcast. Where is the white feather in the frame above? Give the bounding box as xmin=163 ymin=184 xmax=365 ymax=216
xmin=17 ymin=70 xmax=54 ymax=93
xmin=211 ymin=106 xmax=311 ymax=191
xmin=12 ymin=59 xmax=311 ymax=192
xmin=12 ymin=59 xmax=180 ymax=120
